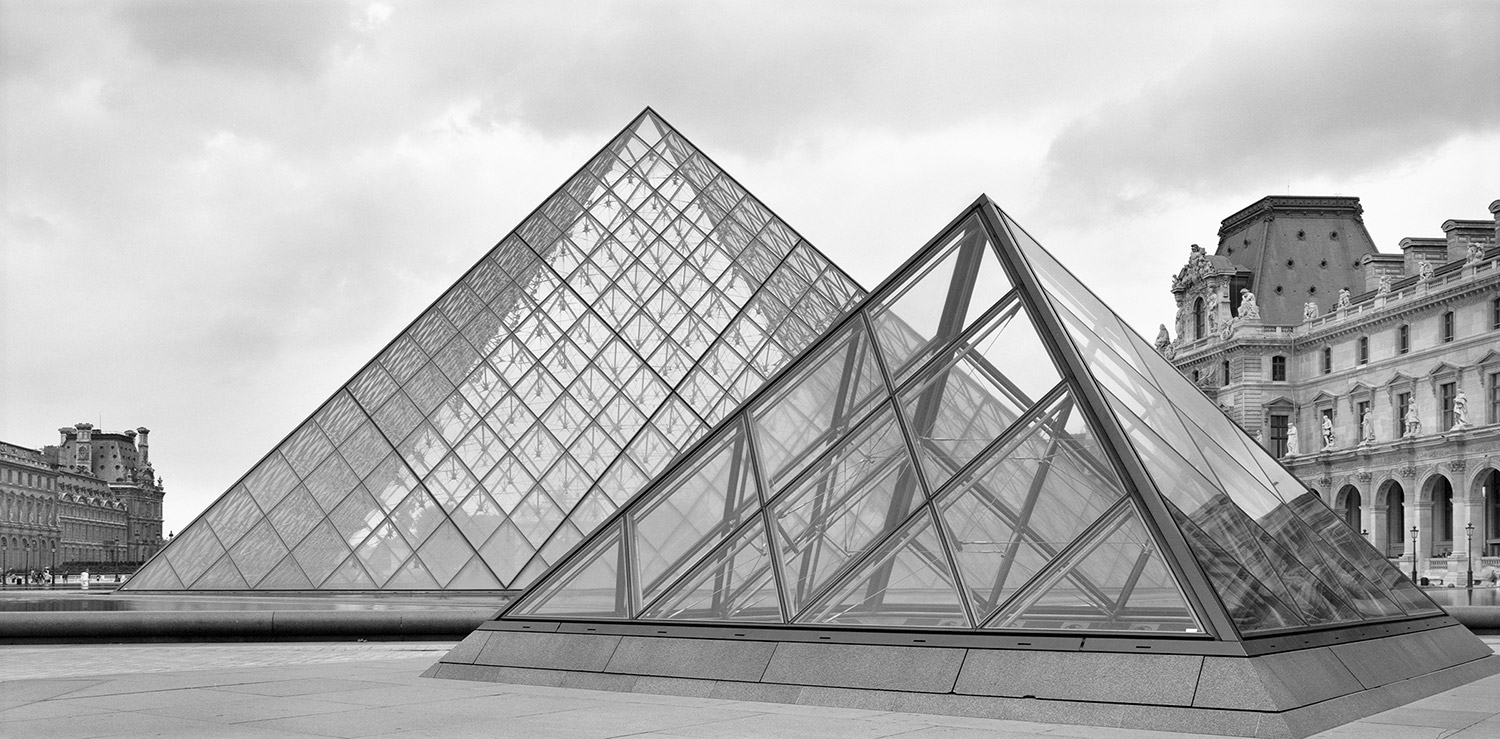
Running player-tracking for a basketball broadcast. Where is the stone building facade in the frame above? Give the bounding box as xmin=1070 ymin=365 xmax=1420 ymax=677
xmin=0 ymin=423 xmax=166 ymax=577
xmin=1162 ymin=195 xmax=1500 ymax=584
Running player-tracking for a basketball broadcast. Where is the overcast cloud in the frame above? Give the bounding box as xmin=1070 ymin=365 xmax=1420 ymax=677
xmin=3 ymin=0 xmax=1496 ymax=533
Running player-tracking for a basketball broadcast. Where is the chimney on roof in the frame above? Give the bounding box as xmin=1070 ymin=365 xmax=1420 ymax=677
xmin=136 ymin=427 xmax=150 ymax=468
xmin=1441 ymin=219 xmax=1495 ymax=263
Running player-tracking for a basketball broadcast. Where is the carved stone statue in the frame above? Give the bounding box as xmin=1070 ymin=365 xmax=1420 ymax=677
xmin=1361 ymin=413 xmax=1375 ymax=444
xmin=1189 ymin=244 xmax=1212 ymax=279
xmin=1285 ymin=423 xmax=1299 ymax=457
xmin=1418 ymin=260 xmax=1434 ymax=283
xmin=1303 ymin=301 xmax=1320 ymax=321
xmin=1220 ymin=317 xmax=1235 ymax=340
xmin=1154 ymin=324 xmax=1172 ymax=353
xmin=1321 ymin=414 xmax=1335 ymax=450
xmin=1404 ymin=403 xmax=1421 ymax=438
xmin=1377 ymin=274 xmax=1393 ymax=296
xmin=1453 ymin=390 xmax=1471 ymax=430
xmin=1336 ymin=288 xmax=1352 ymax=309
xmin=1238 ymin=289 xmax=1261 ymax=320
xmin=1467 ymin=243 xmax=1486 ymax=265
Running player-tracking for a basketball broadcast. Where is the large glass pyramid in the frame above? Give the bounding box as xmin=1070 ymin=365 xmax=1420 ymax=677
xmin=503 ymin=198 xmax=1442 ymax=637
xmin=124 ymin=110 xmax=865 ymax=592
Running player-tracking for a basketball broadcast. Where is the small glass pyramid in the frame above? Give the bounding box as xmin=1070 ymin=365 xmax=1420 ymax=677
xmin=505 ymin=199 xmax=1442 ymax=638
xmin=125 ymin=110 xmax=865 ymax=592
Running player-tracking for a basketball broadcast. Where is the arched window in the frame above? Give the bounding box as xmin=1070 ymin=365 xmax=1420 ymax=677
xmin=1383 ymin=482 xmax=1406 ymax=558
xmin=1193 ymin=297 xmax=1205 ymax=340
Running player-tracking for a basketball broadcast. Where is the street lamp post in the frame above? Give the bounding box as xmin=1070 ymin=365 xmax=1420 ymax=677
xmin=1466 ymin=522 xmax=1475 ymax=590
xmin=1410 ymin=526 xmax=1420 ymax=583
xmin=1 ymin=540 xmax=7 ymax=589
xmin=49 ymin=545 xmax=56 ymax=588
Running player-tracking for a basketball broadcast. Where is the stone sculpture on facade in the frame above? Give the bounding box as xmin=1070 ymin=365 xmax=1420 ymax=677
xmin=1361 ymin=413 xmax=1375 ymax=444
xmin=1418 ymin=260 xmax=1434 ymax=283
xmin=1467 ymin=243 xmax=1486 ymax=265
xmin=1303 ymin=301 xmax=1320 ymax=321
xmin=1321 ymin=414 xmax=1335 ymax=450
xmin=1238 ymin=289 xmax=1261 ymax=320
xmin=1377 ymin=274 xmax=1393 ymax=296
xmin=1154 ymin=324 xmax=1173 ymax=358
xmin=1337 ymin=288 xmax=1352 ymax=310
xmin=1404 ymin=402 xmax=1421 ymax=438
xmin=1453 ymin=390 xmax=1471 ymax=430
xmin=1285 ymin=422 xmax=1299 ymax=457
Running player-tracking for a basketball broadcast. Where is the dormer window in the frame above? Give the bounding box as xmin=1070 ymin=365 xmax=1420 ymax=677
xmin=1297 ymin=230 xmax=1306 ymax=240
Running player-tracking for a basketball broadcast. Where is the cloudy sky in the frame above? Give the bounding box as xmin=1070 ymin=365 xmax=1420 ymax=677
xmin=3 ymin=0 xmax=1497 ymax=534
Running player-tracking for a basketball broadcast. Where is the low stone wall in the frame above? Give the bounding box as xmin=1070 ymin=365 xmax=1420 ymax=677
xmin=0 ymin=608 xmax=495 ymax=643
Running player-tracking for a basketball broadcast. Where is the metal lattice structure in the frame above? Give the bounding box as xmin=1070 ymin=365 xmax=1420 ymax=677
xmin=124 ymin=109 xmax=864 ymax=592
xmin=502 ymin=198 xmax=1445 ymax=637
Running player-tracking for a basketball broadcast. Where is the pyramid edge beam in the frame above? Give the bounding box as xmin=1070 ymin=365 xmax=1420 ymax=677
xmin=124 ymin=107 xmax=866 ymax=594
xmin=972 ymin=200 xmax=1241 ymax=642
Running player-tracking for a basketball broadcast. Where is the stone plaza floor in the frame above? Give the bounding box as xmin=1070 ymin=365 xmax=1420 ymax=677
xmin=0 ymin=637 xmax=1497 ymax=739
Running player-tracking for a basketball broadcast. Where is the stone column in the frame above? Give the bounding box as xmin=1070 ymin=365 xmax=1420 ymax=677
xmin=1414 ymin=500 xmax=1434 ymax=575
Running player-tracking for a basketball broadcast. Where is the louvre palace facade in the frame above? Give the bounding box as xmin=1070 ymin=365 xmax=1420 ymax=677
xmin=1164 ymin=196 xmax=1500 ymax=584
xmin=1 ymin=423 xmax=167 ymax=578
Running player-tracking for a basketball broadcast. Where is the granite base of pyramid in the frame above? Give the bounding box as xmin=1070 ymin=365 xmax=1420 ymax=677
xmin=425 ymin=618 xmax=1500 ymax=739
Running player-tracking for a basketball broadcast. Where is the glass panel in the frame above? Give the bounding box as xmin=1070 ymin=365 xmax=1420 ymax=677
xmin=447 ymin=557 xmax=504 ymax=589
xmin=291 ymin=522 xmax=350 ymax=587
xmin=869 ymin=215 xmax=1010 ymax=380
xmin=120 ymin=559 xmax=184 ymax=591
xmin=314 ymin=391 xmax=367 ymax=444
xmin=936 ymin=390 xmax=1126 ymax=622
xmin=987 ymin=502 xmax=1203 ymax=633
xmin=632 ymin=422 xmax=762 ymax=605
xmin=355 ymin=522 xmax=415 ymax=588
xmin=279 ymin=422 xmax=334 ymax=478
xmin=243 ymin=453 xmax=299 ymax=511
xmin=1168 ymin=505 xmax=1307 ymax=633
xmin=638 ymin=517 xmax=783 ymax=623
xmin=266 ymin=485 xmax=322 ymax=549
xmin=203 ymin=485 xmax=263 ymax=550
xmin=479 ymin=520 xmax=534 ymax=587
xmin=799 ymin=509 xmax=969 ymax=628
xmin=769 ymin=405 xmax=925 ymax=615
xmin=416 ymin=521 xmax=474 ymax=588
xmin=900 ymin=299 xmax=1062 ymax=489
xmin=512 ymin=523 xmax=629 ymax=618
xmin=303 ymin=453 xmax=361 ymax=513
xmin=391 ymin=489 xmax=444 ymax=548
xmin=751 ymin=321 xmax=884 ymax=492
xmin=1285 ymin=495 xmax=1441 ymax=616
xmin=191 ymin=555 xmax=250 ymax=590
xmin=384 ymin=557 xmax=441 ymax=590
xmin=258 ymin=555 xmax=316 ymax=590
xmin=322 ymin=555 xmax=377 ymax=589
xmin=164 ymin=524 xmax=226 ymax=587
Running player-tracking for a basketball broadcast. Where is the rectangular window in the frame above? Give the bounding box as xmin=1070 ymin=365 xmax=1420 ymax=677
xmin=1397 ymin=391 xmax=1412 ymax=437
xmin=1441 ymin=382 xmax=1456 ymax=430
xmin=1271 ymin=355 xmax=1287 ymax=381
xmin=1221 ymin=360 xmax=1231 ymax=386
xmin=1358 ymin=336 xmax=1369 ymax=365
xmin=1491 ymin=372 xmax=1500 ymax=424
xmin=1493 ymin=297 xmax=1500 ymax=329
xmin=1322 ymin=347 xmax=1332 ymax=374
xmin=1443 ymin=311 xmax=1456 ymax=343
xmin=1398 ymin=324 xmax=1410 ymax=354
xmin=1269 ymin=414 xmax=1288 ymax=457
